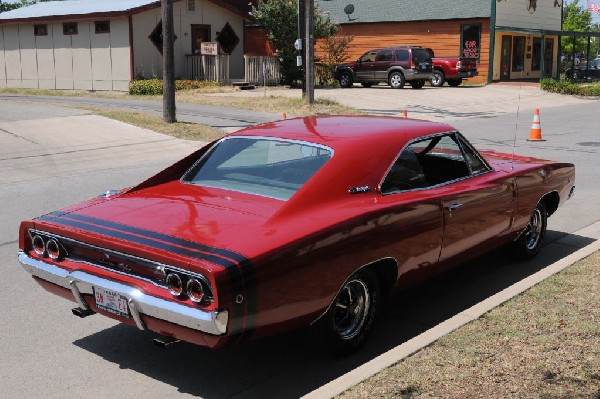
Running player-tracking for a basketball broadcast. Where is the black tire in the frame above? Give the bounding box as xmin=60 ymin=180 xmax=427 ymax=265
xmin=388 ymin=71 xmax=405 ymax=89
xmin=339 ymin=71 xmax=353 ymax=88
xmin=314 ymin=269 xmax=380 ymax=356
xmin=447 ymin=78 xmax=463 ymax=87
xmin=511 ymin=201 xmax=547 ymax=260
xmin=409 ymin=80 xmax=425 ymax=89
xmin=361 ymin=82 xmax=373 ymax=88
xmin=430 ymin=70 xmax=446 ymax=87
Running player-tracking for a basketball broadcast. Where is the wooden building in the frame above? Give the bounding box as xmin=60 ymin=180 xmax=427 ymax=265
xmin=0 ymin=0 xmax=250 ymax=91
xmin=245 ymin=0 xmax=564 ymax=83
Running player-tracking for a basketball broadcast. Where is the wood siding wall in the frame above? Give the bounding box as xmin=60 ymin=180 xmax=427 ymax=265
xmin=244 ymin=26 xmax=276 ymax=56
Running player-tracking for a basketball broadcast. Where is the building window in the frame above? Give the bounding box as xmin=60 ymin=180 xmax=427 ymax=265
xmin=187 ymin=0 xmax=196 ymax=13
xmin=63 ymin=22 xmax=78 ymax=35
xmin=512 ymin=36 xmax=526 ymax=72
xmin=95 ymin=21 xmax=110 ymax=34
xmin=34 ymin=24 xmax=48 ymax=36
xmin=532 ymin=38 xmax=542 ymax=71
xmin=460 ymin=24 xmax=481 ymax=60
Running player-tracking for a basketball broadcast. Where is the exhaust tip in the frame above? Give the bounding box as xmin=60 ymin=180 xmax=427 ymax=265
xmin=71 ymin=307 xmax=95 ymax=318
xmin=153 ymin=337 xmax=180 ymax=348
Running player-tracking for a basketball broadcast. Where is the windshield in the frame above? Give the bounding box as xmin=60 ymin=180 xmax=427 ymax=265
xmin=182 ymin=137 xmax=333 ymax=200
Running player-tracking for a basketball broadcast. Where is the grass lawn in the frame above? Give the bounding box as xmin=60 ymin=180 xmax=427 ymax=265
xmin=338 ymin=251 xmax=600 ymax=399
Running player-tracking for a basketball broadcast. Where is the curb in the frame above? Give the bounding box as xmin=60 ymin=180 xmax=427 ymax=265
xmin=302 ymin=223 xmax=600 ymax=399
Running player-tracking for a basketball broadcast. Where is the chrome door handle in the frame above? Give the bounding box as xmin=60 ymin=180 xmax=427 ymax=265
xmin=445 ymin=203 xmax=463 ymax=217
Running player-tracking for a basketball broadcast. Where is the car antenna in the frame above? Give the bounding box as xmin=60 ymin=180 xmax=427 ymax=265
xmin=511 ymin=85 xmax=522 ymax=171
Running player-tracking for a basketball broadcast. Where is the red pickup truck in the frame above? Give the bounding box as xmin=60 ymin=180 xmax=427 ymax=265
xmin=430 ymin=56 xmax=478 ymax=87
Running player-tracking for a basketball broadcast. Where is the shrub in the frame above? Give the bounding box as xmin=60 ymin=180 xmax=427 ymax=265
xmin=128 ymin=79 xmax=221 ymax=95
xmin=540 ymin=78 xmax=600 ymax=96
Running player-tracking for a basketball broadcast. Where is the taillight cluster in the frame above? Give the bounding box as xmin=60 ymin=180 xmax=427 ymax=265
xmin=31 ymin=233 xmax=66 ymax=261
xmin=456 ymin=60 xmax=463 ymax=70
xmin=165 ymin=269 xmax=213 ymax=305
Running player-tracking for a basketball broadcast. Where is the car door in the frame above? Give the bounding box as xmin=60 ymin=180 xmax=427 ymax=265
xmin=412 ymin=133 xmax=516 ymax=269
xmin=374 ymin=49 xmax=394 ymax=81
xmin=376 ymin=144 xmax=444 ymax=289
xmin=354 ymin=50 xmax=378 ymax=81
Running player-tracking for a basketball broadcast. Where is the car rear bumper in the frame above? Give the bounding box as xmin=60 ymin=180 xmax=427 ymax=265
xmin=404 ymin=70 xmax=433 ymax=80
xmin=458 ymin=70 xmax=478 ymax=78
xmin=18 ymin=251 xmax=228 ymax=336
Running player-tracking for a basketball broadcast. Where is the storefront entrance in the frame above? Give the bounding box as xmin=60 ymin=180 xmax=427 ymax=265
xmin=500 ymin=36 xmax=512 ymax=80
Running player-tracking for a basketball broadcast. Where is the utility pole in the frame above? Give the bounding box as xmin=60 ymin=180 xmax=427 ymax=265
xmin=304 ymin=0 xmax=315 ymax=104
xmin=162 ymin=0 xmax=176 ymax=123
xmin=298 ymin=0 xmax=306 ymax=95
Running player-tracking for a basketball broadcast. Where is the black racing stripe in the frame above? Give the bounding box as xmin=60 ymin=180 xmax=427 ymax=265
xmin=61 ymin=212 xmax=248 ymax=264
xmin=237 ymin=259 xmax=257 ymax=342
xmin=37 ymin=215 xmax=237 ymax=269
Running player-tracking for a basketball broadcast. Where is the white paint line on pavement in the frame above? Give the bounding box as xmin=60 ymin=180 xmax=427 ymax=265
xmin=302 ymin=222 xmax=600 ymax=399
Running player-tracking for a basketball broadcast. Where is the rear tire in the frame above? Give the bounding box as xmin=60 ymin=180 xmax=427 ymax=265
xmin=511 ymin=201 xmax=547 ymax=260
xmin=409 ymin=80 xmax=425 ymax=89
xmin=339 ymin=71 xmax=353 ymax=88
xmin=388 ymin=72 xmax=405 ymax=89
xmin=430 ymin=70 xmax=446 ymax=87
xmin=447 ymin=78 xmax=463 ymax=87
xmin=313 ymin=269 xmax=380 ymax=356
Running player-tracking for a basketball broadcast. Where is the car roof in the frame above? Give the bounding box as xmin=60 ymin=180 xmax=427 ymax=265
xmin=231 ymin=115 xmax=455 ymax=152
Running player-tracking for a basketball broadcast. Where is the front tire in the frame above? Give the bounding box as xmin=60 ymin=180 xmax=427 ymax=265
xmin=314 ymin=269 xmax=380 ymax=356
xmin=388 ymin=71 xmax=405 ymax=89
xmin=339 ymin=71 xmax=353 ymax=88
xmin=512 ymin=201 xmax=547 ymax=260
xmin=430 ymin=70 xmax=446 ymax=87
xmin=447 ymin=78 xmax=463 ymax=87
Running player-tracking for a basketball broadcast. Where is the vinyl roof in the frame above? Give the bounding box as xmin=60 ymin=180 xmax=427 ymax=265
xmin=0 ymin=0 xmax=159 ymax=20
xmin=316 ymin=0 xmax=491 ymax=24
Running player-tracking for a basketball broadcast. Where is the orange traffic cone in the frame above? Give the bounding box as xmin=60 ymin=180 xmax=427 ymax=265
xmin=527 ymin=108 xmax=545 ymax=141
xmin=402 ymin=110 xmax=408 ymax=118
xmin=282 ymin=112 xmax=287 ymax=119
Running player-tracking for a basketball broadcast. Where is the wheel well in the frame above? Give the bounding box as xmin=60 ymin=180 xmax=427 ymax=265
xmin=388 ymin=69 xmax=404 ymax=78
xmin=541 ymin=191 xmax=560 ymax=217
xmin=362 ymin=258 xmax=398 ymax=297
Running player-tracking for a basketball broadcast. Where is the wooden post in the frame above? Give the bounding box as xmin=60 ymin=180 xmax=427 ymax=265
xmin=162 ymin=0 xmax=176 ymax=123
xmin=304 ymin=0 xmax=314 ymax=104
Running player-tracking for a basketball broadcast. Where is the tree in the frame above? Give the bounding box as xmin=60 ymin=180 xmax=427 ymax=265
xmin=1 ymin=0 xmax=63 ymax=13
xmin=562 ymin=0 xmax=594 ymax=55
xmin=250 ymin=0 xmax=337 ymax=86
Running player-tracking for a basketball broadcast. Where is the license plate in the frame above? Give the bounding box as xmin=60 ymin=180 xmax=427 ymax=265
xmin=93 ymin=287 xmax=129 ymax=318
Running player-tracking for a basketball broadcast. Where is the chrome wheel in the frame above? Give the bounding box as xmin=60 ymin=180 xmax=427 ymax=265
xmin=524 ymin=207 xmax=543 ymax=251
xmin=430 ymin=70 xmax=445 ymax=87
xmin=334 ymin=278 xmax=370 ymax=340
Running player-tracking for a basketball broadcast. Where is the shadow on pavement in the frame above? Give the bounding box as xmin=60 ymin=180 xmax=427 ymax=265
xmin=73 ymin=232 xmax=595 ymax=399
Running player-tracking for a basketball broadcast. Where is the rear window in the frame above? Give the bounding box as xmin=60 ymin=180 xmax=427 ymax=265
xmin=182 ymin=137 xmax=333 ymax=200
xmin=412 ymin=48 xmax=432 ymax=63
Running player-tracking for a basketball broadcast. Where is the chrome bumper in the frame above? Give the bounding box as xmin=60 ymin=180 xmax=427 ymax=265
xmin=18 ymin=252 xmax=228 ymax=336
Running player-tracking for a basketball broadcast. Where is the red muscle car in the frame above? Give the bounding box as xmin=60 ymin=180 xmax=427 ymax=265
xmin=18 ymin=116 xmax=575 ymax=355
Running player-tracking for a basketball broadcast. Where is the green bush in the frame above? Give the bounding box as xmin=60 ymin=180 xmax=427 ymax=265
xmin=540 ymin=78 xmax=600 ymax=96
xmin=128 ymin=79 xmax=221 ymax=95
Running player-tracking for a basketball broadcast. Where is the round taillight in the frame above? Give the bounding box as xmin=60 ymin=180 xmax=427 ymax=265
xmin=46 ymin=238 xmax=62 ymax=260
xmin=187 ymin=279 xmax=205 ymax=303
xmin=32 ymin=235 xmax=45 ymax=256
xmin=166 ymin=273 xmax=183 ymax=297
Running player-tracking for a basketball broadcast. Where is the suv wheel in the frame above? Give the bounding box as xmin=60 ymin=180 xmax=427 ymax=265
xmin=339 ymin=71 xmax=353 ymax=88
xmin=447 ymin=78 xmax=463 ymax=87
xmin=388 ymin=72 xmax=405 ymax=89
xmin=430 ymin=70 xmax=445 ymax=87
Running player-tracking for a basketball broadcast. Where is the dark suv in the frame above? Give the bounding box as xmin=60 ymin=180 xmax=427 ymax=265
xmin=333 ymin=46 xmax=433 ymax=89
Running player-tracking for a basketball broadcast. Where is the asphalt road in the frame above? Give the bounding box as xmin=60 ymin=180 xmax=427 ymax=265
xmin=0 ymin=88 xmax=598 ymax=398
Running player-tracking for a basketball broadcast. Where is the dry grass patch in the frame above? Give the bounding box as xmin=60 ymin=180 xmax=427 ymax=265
xmin=91 ymin=108 xmax=226 ymax=142
xmin=338 ymin=251 xmax=600 ymax=399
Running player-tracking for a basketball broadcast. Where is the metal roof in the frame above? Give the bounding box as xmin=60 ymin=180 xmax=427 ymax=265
xmin=316 ymin=0 xmax=491 ymax=24
xmin=0 ymin=0 xmax=160 ymax=20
